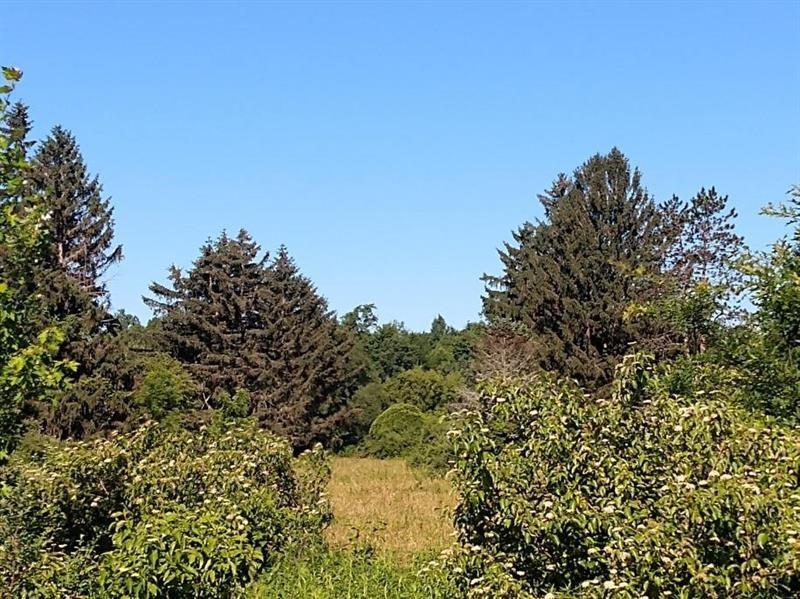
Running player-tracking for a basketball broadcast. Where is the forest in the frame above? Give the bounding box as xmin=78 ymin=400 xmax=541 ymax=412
xmin=1 ymin=62 xmax=799 ymax=598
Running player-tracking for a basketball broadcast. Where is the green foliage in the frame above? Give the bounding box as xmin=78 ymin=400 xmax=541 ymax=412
xmin=342 ymin=364 xmax=465 ymax=449
xmin=365 ymin=403 xmax=426 ymax=459
xmin=245 ymin=545 xmax=454 ymax=598
xmin=363 ymin=321 xmax=425 ymax=380
xmin=148 ymin=234 xmax=360 ymax=449
xmin=0 ymin=67 xmax=73 ymax=457
xmin=132 ymin=354 xmax=195 ymax=418
xmin=221 ymin=388 xmax=252 ymax=419
xmin=364 ymin=403 xmax=451 ymax=472
xmin=0 ymin=419 xmax=331 ymax=596
xmin=383 ymin=367 xmax=461 ymax=411
xmin=711 ymin=185 xmax=800 ymax=423
xmin=342 ymin=382 xmax=391 ymax=443
xmin=443 ymin=354 xmax=800 ymax=597
xmin=483 ymin=150 xmax=742 ymax=386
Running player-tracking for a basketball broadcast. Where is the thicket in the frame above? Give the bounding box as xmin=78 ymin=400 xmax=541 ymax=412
xmin=0 ymin=418 xmax=330 ymax=597
xmin=443 ymin=355 xmax=800 ymax=597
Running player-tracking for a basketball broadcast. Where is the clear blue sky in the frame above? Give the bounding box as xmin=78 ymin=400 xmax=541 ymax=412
xmin=3 ymin=1 xmax=799 ymax=330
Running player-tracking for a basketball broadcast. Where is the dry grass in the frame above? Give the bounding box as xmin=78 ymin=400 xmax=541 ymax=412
xmin=325 ymin=457 xmax=456 ymax=559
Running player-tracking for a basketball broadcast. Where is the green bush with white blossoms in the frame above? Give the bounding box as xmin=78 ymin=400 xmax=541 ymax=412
xmin=443 ymin=354 xmax=800 ymax=598
xmin=0 ymin=416 xmax=330 ymax=597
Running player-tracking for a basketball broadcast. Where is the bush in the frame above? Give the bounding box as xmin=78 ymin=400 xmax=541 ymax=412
xmin=0 ymin=418 xmax=330 ymax=597
xmin=364 ymin=403 xmax=451 ymax=472
xmin=132 ymin=354 xmax=196 ymax=418
xmin=341 ymin=368 xmax=461 ymax=449
xmin=365 ymin=403 xmax=426 ymax=459
xmin=343 ymin=382 xmax=391 ymax=443
xmin=383 ymin=368 xmax=461 ymax=411
xmin=444 ymin=354 xmax=800 ymax=597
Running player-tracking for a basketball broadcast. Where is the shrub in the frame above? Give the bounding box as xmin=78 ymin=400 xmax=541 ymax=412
xmin=365 ymin=403 xmax=427 ymax=459
xmin=132 ymin=354 xmax=196 ymax=418
xmin=343 ymin=382 xmax=391 ymax=442
xmin=444 ymin=354 xmax=800 ymax=597
xmin=364 ymin=403 xmax=452 ymax=472
xmin=383 ymin=368 xmax=461 ymax=411
xmin=214 ymin=387 xmax=252 ymax=419
xmin=0 ymin=419 xmax=330 ymax=597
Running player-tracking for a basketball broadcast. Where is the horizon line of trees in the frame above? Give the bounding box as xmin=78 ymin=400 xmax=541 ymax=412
xmin=2 ymin=65 xmax=798 ymax=463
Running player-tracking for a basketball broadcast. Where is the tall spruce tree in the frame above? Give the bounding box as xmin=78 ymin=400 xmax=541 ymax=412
xmin=147 ymin=233 xmax=360 ymax=449
xmin=32 ymin=126 xmax=122 ymax=306
xmin=28 ymin=126 xmax=126 ymax=437
xmin=146 ymin=230 xmax=266 ymax=402
xmin=254 ymin=246 xmax=360 ymax=447
xmin=483 ymin=149 xmax=669 ymax=386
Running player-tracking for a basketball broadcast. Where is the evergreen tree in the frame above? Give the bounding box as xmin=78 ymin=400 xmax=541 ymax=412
xmin=0 ymin=101 xmax=34 ymax=161
xmin=253 ymin=246 xmax=360 ymax=447
xmin=429 ymin=314 xmax=452 ymax=341
xmin=483 ymin=149 xmax=669 ymax=386
xmin=146 ymin=230 xmax=265 ymax=403
xmin=147 ymin=233 xmax=360 ymax=449
xmin=32 ymin=126 xmax=122 ymax=303
xmin=27 ymin=126 xmax=126 ymax=437
xmin=662 ymin=187 xmax=744 ymax=295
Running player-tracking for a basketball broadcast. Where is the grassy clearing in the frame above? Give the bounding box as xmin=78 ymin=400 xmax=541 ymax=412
xmin=325 ymin=457 xmax=456 ymax=558
xmin=247 ymin=457 xmax=457 ymax=598
xmin=247 ymin=545 xmax=454 ymax=598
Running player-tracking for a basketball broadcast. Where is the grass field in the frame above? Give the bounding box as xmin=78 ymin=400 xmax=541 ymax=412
xmin=325 ymin=457 xmax=456 ymax=558
xmin=248 ymin=457 xmax=457 ymax=597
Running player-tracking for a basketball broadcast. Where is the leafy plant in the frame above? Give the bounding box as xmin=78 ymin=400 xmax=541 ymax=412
xmin=132 ymin=354 xmax=196 ymax=418
xmin=0 ymin=419 xmax=331 ymax=597
xmin=443 ymin=354 xmax=800 ymax=597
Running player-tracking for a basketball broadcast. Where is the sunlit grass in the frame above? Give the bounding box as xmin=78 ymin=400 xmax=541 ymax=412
xmin=325 ymin=457 xmax=456 ymax=559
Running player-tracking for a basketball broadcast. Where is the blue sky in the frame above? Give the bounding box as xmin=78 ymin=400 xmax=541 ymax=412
xmin=2 ymin=1 xmax=799 ymax=330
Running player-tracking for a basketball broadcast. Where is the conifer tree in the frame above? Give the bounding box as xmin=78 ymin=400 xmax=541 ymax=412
xmin=147 ymin=233 xmax=360 ymax=449
xmin=483 ymin=149 xmax=669 ymax=385
xmin=32 ymin=126 xmax=122 ymax=305
xmin=0 ymin=102 xmax=34 ymax=160
xmin=484 ymin=149 xmax=744 ymax=384
xmin=253 ymin=246 xmax=360 ymax=447
xmin=146 ymin=230 xmax=265 ymax=402
xmin=27 ymin=126 xmax=126 ymax=437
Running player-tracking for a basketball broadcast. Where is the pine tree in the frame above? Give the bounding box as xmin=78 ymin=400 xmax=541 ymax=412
xmin=146 ymin=230 xmax=265 ymax=402
xmin=27 ymin=126 xmax=126 ymax=437
xmin=147 ymin=233 xmax=360 ymax=449
xmin=483 ymin=149 xmax=669 ymax=386
xmin=664 ymin=187 xmax=744 ymax=291
xmin=253 ymin=246 xmax=360 ymax=448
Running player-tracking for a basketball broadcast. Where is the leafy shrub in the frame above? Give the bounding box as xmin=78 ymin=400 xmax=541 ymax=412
xmin=213 ymin=387 xmax=252 ymax=419
xmin=132 ymin=354 xmax=196 ymax=418
xmin=343 ymin=382 xmax=391 ymax=442
xmin=0 ymin=419 xmax=330 ymax=597
xmin=364 ymin=403 xmax=451 ymax=472
xmin=444 ymin=354 xmax=800 ymax=597
xmin=342 ymin=368 xmax=461 ymax=449
xmin=383 ymin=367 xmax=461 ymax=411
xmin=365 ymin=403 xmax=426 ymax=459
